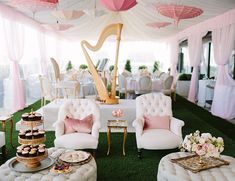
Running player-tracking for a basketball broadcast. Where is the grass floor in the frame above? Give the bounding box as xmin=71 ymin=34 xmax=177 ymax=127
xmin=1 ymin=95 xmax=235 ymax=181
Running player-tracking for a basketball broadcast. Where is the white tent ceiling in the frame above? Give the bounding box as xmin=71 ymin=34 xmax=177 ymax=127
xmin=1 ymin=0 xmax=235 ymax=40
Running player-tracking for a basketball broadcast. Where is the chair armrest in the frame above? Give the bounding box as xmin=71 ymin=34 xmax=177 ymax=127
xmin=132 ymin=117 xmax=144 ymax=136
xmin=170 ymin=117 xmax=184 ymax=137
xmin=54 ymin=121 xmax=65 ymax=138
xmin=91 ymin=121 xmax=101 ymax=139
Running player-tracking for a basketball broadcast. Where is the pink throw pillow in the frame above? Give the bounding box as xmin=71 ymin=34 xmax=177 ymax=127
xmin=64 ymin=114 xmax=93 ymax=134
xmin=143 ymin=115 xmax=170 ymax=130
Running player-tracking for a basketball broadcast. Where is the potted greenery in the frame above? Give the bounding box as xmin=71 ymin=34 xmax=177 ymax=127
xmin=124 ymin=59 xmax=132 ymax=73
xmin=138 ymin=65 xmax=147 ymax=70
xmin=66 ymin=61 xmax=73 ymax=72
xmin=153 ymin=61 xmax=159 ymax=73
xmin=79 ymin=64 xmax=88 ymax=70
xmin=109 ymin=65 xmax=114 ymax=72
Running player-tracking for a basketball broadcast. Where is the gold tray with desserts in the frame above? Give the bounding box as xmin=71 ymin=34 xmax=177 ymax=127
xmin=16 ymin=150 xmax=48 ymax=168
xmin=18 ymin=136 xmax=46 ymax=145
xmin=59 ymin=151 xmax=92 ymax=165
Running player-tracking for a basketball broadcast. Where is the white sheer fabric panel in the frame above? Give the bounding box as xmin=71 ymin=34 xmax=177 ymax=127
xmin=211 ymin=24 xmax=235 ymax=119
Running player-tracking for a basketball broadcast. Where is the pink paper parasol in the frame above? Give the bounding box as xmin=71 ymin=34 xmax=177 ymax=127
xmin=99 ymin=0 xmax=137 ymax=11
xmin=156 ymin=4 xmax=203 ymax=25
xmin=9 ymin=0 xmax=58 ymax=12
xmin=41 ymin=23 xmax=73 ymax=31
xmin=52 ymin=10 xmax=85 ymax=20
xmin=146 ymin=22 xmax=171 ymax=28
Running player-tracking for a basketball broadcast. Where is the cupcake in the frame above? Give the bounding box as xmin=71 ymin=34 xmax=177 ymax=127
xmin=22 ymin=150 xmax=29 ymax=157
xmin=38 ymin=148 xmax=45 ymax=156
xmin=25 ymin=132 xmax=33 ymax=139
xmin=33 ymin=127 xmax=39 ymax=133
xmin=28 ymin=114 xmax=36 ymax=121
xmin=19 ymin=131 xmax=26 ymax=139
xmin=35 ymin=113 xmax=42 ymax=121
xmin=38 ymin=144 xmax=45 ymax=149
xmin=38 ymin=130 xmax=45 ymax=138
xmin=25 ymin=129 xmax=31 ymax=134
xmin=33 ymin=132 xmax=39 ymax=139
xmin=17 ymin=149 xmax=22 ymax=156
xmin=17 ymin=145 xmax=24 ymax=150
xmin=23 ymin=146 xmax=30 ymax=152
xmin=29 ymin=150 xmax=37 ymax=157
xmin=21 ymin=113 xmax=29 ymax=121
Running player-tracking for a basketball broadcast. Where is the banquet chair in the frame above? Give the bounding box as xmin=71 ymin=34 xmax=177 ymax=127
xmin=118 ymin=74 xmax=134 ymax=99
xmin=50 ymin=58 xmax=80 ymax=99
xmin=39 ymin=75 xmax=54 ymax=106
xmin=132 ymin=93 xmax=184 ymax=158
xmin=54 ymin=99 xmax=101 ymax=156
xmin=135 ymin=76 xmax=152 ymax=95
xmin=161 ymin=75 xmax=174 ymax=97
xmin=0 ymin=131 xmax=6 ymax=157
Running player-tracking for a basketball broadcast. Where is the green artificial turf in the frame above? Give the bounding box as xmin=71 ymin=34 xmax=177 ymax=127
xmin=0 ymin=96 xmax=235 ymax=181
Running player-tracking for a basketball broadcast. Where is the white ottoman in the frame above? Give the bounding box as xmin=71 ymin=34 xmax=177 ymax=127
xmin=0 ymin=147 xmax=97 ymax=181
xmin=157 ymin=152 xmax=235 ymax=181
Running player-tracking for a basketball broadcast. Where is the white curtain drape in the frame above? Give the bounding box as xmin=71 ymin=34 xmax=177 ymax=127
xmin=38 ymin=32 xmax=48 ymax=75
xmin=187 ymin=32 xmax=204 ymax=102
xmin=211 ymin=24 xmax=235 ymax=119
xmin=169 ymin=38 xmax=179 ymax=78
xmin=3 ymin=17 xmax=25 ymax=111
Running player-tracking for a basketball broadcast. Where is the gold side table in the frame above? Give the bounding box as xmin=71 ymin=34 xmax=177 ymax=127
xmin=0 ymin=115 xmax=14 ymax=148
xmin=107 ymin=120 xmax=127 ymax=156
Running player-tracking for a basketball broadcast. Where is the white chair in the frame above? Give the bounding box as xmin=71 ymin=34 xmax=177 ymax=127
xmin=161 ymin=75 xmax=174 ymax=96
xmin=54 ymin=99 xmax=101 ymax=155
xmin=118 ymin=74 xmax=134 ymax=99
xmin=132 ymin=93 xmax=184 ymax=158
xmin=50 ymin=58 xmax=80 ymax=99
xmin=135 ymin=76 xmax=152 ymax=95
xmin=39 ymin=75 xmax=54 ymax=106
xmin=0 ymin=131 xmax=5 ymax=157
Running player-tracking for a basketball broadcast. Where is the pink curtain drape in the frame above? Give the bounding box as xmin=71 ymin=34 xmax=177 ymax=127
xmin=3 ymin=17 xmax=25 ymax=111
xmin=211 ymin=24 xmax=235 ymax=119
xmin=187 ymin=32 xmax=204 ymax=102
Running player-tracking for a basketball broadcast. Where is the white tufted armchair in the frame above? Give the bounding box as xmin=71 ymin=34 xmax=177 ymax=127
xmin=132 ymin=93 xmax=184 ymax=158
xmin=54 ymin=99 xmax=101 ymax=155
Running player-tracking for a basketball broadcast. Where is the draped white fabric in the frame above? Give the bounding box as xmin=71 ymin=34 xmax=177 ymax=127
xmin=2 ymin=17 xmax=25 ymax=111
xmin=187 ymin=31 xmax=204 ymax=103
xmin=37 ymin=32 xmax=48 ymax=76
xmin=211 ymin=24 xmax=235 ymax=119
xmin=169 ymin=39 xmax=179 ymax=78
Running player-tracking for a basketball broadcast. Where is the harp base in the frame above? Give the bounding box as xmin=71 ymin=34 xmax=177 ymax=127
xmin=98 ymin=97 xmax=119 ymax=104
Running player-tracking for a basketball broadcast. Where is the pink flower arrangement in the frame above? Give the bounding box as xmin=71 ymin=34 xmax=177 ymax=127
xmin=180 ymin=130 xmax=224 ymax=157
xmin=112 ymin=109 xmax=124 ymax=118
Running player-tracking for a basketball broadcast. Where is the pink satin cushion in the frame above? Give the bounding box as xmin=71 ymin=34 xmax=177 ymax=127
xmin=143 ymin=115 xmax=170 ymax=130
xmin=64 ymin=114 xmax=93 ymax=134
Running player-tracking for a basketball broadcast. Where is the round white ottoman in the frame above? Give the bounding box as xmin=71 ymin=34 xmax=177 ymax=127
xmin=0 ymin=147 xmax=97 ymax=181
xmin=157 ymin=152 xmax=235 ymax=181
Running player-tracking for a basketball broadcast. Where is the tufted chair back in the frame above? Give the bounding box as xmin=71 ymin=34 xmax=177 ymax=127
xmin=58 ymin=99 xmax=100 ymax=124
xmin=163 ymin=75 xmax=173 ymax=90
xmin=136 ymin=93 xmax=172 ymax=119
xmin=138 ymin=76 xmax=152 ymax=92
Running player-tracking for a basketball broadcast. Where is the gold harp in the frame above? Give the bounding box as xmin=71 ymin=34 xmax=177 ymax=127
xmin=81 ymin=23 xmax=123 ymax=104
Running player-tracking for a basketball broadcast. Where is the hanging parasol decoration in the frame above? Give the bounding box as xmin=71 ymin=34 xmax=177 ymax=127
xmin=156 ymin=4 xmax=203 ymax=25
xmin=146 ymin=22 xmax=171 ymax=28
xmin=41 ymin=23 xmax=73 ymax=31
xmin=99 ymin=0 xmax=137 ymax=12
xmin=9 ymin=0 xmax=58 ymax=12
xmin=51 ymin=10 xmax=85 ymax=20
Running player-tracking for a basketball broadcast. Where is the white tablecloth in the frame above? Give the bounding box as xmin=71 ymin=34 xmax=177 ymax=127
xmin=197 ymin=79 xmax=215 ymax=107
xmin=126 ymin=77 xmax=163 ymax=92
xmin=16 ymin=99 xmax=136 ymax=132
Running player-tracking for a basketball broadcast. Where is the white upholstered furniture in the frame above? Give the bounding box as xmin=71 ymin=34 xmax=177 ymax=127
xmin=0 ymin=131 xmax=5 ymax=156
xmin=0 ymin=147 xmax=97 ymax=181
xmin=157 ymin=152 xmax=235 ymax=181
xmin=135 ymin=76 xmax=152 ymax=95
xmin=132 ymin=93 xmax=184 ymax=157
xmin=54 ymin=99 xmax=101 ymax=153
xmin=161 ymin=75 xmax=174 ymax=96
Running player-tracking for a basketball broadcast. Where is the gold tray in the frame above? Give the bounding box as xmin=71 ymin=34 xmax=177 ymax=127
xmin=171 ymin=154 xmax=230 ymax=173
xmin=9 ymin=156 xmax=54 ymax=173
xmin=18 ymin=136 xmax=46 ymax=145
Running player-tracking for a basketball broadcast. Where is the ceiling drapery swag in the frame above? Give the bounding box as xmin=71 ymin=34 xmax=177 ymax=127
xmin=146 ymin=22 xmax=171 ymax=29
xmin=100 ymin=0 xmax=137 ymax=11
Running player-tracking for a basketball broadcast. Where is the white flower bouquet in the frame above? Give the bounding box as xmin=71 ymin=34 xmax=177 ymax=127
xmin=180 ymin=130 xmax=224 ymax=157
